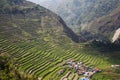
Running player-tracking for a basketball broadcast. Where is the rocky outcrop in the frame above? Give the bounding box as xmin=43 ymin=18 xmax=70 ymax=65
xmin=112 ymin=28 xmax=120 ymax=43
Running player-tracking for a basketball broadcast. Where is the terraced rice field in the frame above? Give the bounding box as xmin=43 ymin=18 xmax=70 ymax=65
xmin=0 ymin=39 xmax=111 ymax=80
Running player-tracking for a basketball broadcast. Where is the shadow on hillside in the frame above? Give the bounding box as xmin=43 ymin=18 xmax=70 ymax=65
xmin=90 ymin=40 xmax=120 ymax=64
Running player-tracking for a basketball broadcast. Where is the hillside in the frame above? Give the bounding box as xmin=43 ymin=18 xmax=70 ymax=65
xmin=39 ymin=0 xmax=120 ymax=33
xmin=0 ymin=0 xmax=120 ymax=80
xmin=38 ymin=0 xmax=120 ymax=42
xmin=81 ymin=6 xmax=120 ymax=42
xmin=0 ymin=54 xmax=37 ymax=80
xmin=0 ymin=0 xmax=81 ymax=43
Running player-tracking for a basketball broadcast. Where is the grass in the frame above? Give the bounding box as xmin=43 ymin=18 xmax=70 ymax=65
xmin=0 ymin=38 xmax=120 ymax=80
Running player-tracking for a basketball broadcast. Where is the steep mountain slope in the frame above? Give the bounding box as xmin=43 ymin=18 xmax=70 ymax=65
xmin=81 ymin=6 xmax=120 ymax=42
xmin=0 ymin=0 xmax=120 ymax=80
xmin=38 ymin=0 xmax=120 ymax=42
xmin=39 ymin=0 xmax=120 ymax=33
xmin=0 ymin=0 xmax=82 ymax=43
xmin=1 ymin=0 xmax=120 ymax=42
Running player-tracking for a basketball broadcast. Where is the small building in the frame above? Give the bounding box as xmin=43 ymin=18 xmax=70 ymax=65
xmin=80 ymin=77 xmax=90 ymax=80
xmin=111 ymin=65 xmax=120 ymax=68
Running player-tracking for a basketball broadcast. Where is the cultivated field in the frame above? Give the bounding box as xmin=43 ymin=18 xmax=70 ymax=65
xmin=0 ymin=39 xmax=116 ymax=80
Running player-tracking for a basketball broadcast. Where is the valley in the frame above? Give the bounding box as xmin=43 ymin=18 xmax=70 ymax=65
xmin=1 ymin=37 xmax=120 ymax=80
xmin=39 ymin=0 xmax=120 ymax=42
xmin=0 ymin=0 xmax=120 ymax=80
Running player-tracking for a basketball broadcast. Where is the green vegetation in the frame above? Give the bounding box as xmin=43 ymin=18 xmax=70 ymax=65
xmin=39 ymin=0 xmax=120 ymax=32
xmin=0 ymin=0 xmax=120 ymax=80
xmin=0 ymin=38 xmax=120 ymax=80
xmin=40 ymin=0 xmax=120 ymax=42
xmin=0 ymin=51 xmax=37 ymax=80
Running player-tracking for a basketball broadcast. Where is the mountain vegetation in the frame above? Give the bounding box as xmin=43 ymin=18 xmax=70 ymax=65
xmin=40 ymin=0 xmax=120 ymax=28
xmin=0 ymin=54 xmax=37 ymax=80
xmin=40 ymin=0 xmax=120 ymax=42
xmin=81 ymin=6 xmax=120 ymax=42
xmin=0 ymin=0 xmax=120 ymax=80
xmin=0 ymin=0 xmax=81 ymax=42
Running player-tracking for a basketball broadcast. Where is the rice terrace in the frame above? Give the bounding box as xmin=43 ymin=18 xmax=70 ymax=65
xmin=1 ymin=38 xmax=120 ymax=80
xmin=0 ymin=0 xmax=120 ymax=80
